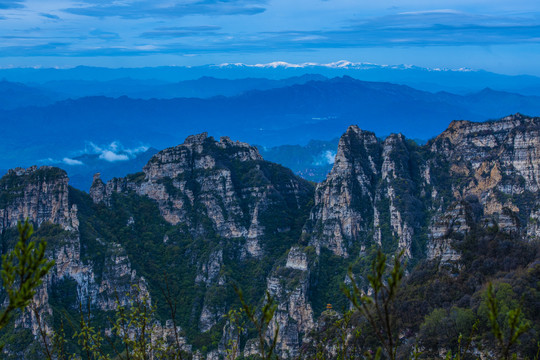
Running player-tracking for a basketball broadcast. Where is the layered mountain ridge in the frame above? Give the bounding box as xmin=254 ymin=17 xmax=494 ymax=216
xmin=0 ymin=114 xmax=539 ymax=359
xmin=3 ymin=76 xmax=540 ymax=172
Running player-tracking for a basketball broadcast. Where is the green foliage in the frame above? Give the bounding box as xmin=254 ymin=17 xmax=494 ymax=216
xmin=418 ymin=307 xmax=477 ymax=356
xmin=72 ymin=303 xmax=110 ymax=360
xmin=224 ymin=308 xmax=246 ymax=360
xmin=0 ymin=220 xmax=55 ymax=333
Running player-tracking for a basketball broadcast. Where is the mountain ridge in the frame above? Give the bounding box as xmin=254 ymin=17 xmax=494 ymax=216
xmin=0 ymin=115 xmax=539 ymax=359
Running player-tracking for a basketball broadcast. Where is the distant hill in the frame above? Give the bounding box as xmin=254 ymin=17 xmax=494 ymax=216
xmin=1 ymin=76 xmax=539 ymax=170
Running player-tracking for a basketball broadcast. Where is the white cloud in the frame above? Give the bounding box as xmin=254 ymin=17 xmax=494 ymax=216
xmin=62 ymin=157 xmax=84 ymax=165
xmin=313 ymin=150 xmax=336 ymax=166
xmin=123 ymin=144 xmax=149 ymax=155
xmin=99 ymin=150 xmax=129 ymax=162
xmin=86 ymin=141 xmax=149 ymax=162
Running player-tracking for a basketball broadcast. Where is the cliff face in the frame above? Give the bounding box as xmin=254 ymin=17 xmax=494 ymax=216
xmin=425 ymin=114 xmax=540 ymax=261
xmin=302 ymin=126 xmax=381 ymax=257
xmin=0 ymin=166 xmax=78 ymax=232
xmin=264 ymin=246 xmax=315 ymax=358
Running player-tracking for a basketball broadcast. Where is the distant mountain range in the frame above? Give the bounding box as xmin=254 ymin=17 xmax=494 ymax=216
xmin=1 ymin=76 xmax=539 ymax=172
xmin=2 ymin=61 xmax=540 ymax=95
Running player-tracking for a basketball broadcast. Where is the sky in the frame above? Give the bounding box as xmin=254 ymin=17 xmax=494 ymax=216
xmin=0 ymin=0 xmax=539 ymax=75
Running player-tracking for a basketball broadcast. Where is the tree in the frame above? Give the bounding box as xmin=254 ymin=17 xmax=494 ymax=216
xmin=485 ymin=283 xmax=531 ymax=360
xmin=0 ymin=220 xmax=55 ymax=332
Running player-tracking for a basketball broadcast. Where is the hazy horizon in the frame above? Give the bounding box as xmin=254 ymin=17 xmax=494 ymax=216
xmin=0 ymin=60 xmax=537 ymax=77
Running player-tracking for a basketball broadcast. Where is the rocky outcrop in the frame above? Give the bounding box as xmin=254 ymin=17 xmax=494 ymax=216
xmin=430 ymin=114 xmax=540 ymax=192
xmin=426 ymin=201 xmax=474 ymax=262
xmin=0 ymin=166 xmax=78 ymax=232
xmin=304 ymin=115 xmax=540 ymax=263
xmin=375 ymin=133 xmax=422 ymax=257
xmin=3 ymin=115 xmax=540 ymax=359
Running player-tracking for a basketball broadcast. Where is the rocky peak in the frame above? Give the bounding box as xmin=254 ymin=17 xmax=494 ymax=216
xmin=332 ymin=125 xmax=379 ymax=180
xmin=303 ymin=126 xmax=423 ymax=257
xmin=302 ymin=125 xmax=382 ymax=256
xmin=184 ymin=132 xmax=209 ymax=146
xmin=381 ymin=133 xmax=408 ymax=180
xmin=91 ymin=133 xmax=313 ymax=257
xmin=142 ymin=133 xmax=262 ymax=182
xmin=89 ymin=173 xmax=106 ymax=204
xmin=266 ymin=246 xmax=314 ymax=358
xmin=308 ymin=114 xmax=540 ymax=262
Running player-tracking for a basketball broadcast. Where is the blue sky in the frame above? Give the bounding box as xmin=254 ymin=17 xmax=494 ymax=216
xmin=0 ymin=0 xmax=539 ymax=75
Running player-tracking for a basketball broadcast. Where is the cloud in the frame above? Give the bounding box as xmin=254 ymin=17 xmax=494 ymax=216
xmin=40 ymin=157 xmax=84 ymax=166
xmin=86 ymin=141 xmax=149 ymax=162
xmin=63 ymin=157 xmax=84 ymax=165
xmin=140 ymin=30 xmax=221 ymax=38
xmin=64 ymin=0 xmax=266 ymax=19
xmin=0 ymin=0 xmax=24 ymax=10
xmin=39 ymin=142 xmax=149 ymax=167
xmin=99 ymin=150 xmax=129 ymax=162
xmin=313 ymin=150 xmax=336 ymax=166
xmin=155 ymin=25 xmax=222 ymax=31
xmin=1 ymin=6 xmax=539 ymax=59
